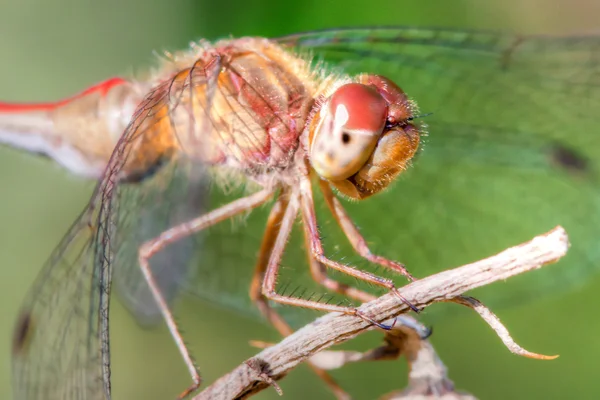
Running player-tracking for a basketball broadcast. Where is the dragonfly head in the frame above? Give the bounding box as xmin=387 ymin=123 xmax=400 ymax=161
xmin=308 ymin=74 xmax=420 ymax=199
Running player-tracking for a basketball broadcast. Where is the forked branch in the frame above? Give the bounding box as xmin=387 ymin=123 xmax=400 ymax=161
xmin=195 ymin=226 xmax=569 ymax=400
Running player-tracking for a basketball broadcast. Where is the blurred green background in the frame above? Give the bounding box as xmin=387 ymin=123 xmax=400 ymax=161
xmin=1 ymin=0 xmax=600 ymax=399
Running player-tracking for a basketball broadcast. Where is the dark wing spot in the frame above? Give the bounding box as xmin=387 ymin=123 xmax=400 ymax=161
xmin=12 ymin=312 xmax=33 ymax=355
xmin=341 ymin=132 xmax=351 ymax=144
xmin=550 ymin=143 xmax=589 ymax=174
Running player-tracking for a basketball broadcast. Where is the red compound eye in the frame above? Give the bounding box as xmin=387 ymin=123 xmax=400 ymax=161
xmin=328 ymin=83 xmax=388 ymax=134
xmin=309 ymin=83 xmax=388 ymax=181
xmin=309 ymin=75 xmax=420 ymax=199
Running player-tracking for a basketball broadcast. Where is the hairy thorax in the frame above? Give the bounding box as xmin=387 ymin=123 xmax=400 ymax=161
xmin=126 ymin=37 xmax=329 ymax=188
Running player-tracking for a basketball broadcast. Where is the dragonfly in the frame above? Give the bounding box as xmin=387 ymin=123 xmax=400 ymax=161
xmin=2 ymin=27 xmax=599 ymax=399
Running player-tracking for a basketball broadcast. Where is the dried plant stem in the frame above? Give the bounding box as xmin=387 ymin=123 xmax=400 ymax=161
xmin=195 ymin=226 xmax=569 ymax=400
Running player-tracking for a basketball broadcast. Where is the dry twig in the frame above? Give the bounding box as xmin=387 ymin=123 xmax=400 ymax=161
xmin=195 ymin=226 xmax=569 ymax=399
xmin=308 ymin=315 xmax=477 ymax=399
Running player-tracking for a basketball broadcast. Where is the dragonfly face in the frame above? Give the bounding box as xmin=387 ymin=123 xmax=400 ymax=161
xmin=308 ymin=75 xmax=421 ymax=199
xmin=1 ymin=26 xmax=599 ymax=400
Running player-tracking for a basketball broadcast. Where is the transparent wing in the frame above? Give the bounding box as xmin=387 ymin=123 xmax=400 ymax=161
xmin=111 ymin=161 xmax=207 ymax=327
xmin=11 ymin=45 xmax=299 ymax=398
xmin=275 ymin=27 xmax=600 ymax=315
xmin=12 ymin=159 xmax=208 ymax=399
xmin=11 ymin=209 xmax=105 ymax=400
xmin=184 ymin=28 xmax=600 ymax=325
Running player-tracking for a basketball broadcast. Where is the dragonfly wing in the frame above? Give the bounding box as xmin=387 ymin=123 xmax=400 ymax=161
xmin=9 ymin=75 xmax=184 ymax=400
xmin=111 ymin=161 xmax=207 ymax=327
xmin=274 ymin=28 xmax=600 ymax=315
xmin=11 ymin=196 xmax=109 ymax=399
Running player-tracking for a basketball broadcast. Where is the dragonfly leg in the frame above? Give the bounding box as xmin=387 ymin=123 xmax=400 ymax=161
xmin=250 ymin=191 xmax=294 ymax=335
xmin=259 ymin=189 xmax=396 ymax=328
xmin=300 ymin=176 xmax=419 ymax=313
xmin=319 ymin=179 xmax=415 ymax=281
xmin=138 ymin=189 xmax=274 ymax=398
xmin=302 ymin=221 xmax=377 ymax=304
xmin=249 ymin=191 xmax=351 ymax=400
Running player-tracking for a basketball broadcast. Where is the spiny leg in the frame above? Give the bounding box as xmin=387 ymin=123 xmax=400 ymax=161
xmin=319 ymin=179 xmax=415 ymax=281
xmin=303 ymin=220 xmax=376 ymax=304
xmin=249 ymin=191 xmax=350 ymax=400
xmin=300 ymin=177 xmax=418 ymax=313
xmin=138 ymin=189 xmax=273 ymax=399
xmin=259 ymin=189 xmax=393 ymax=329
xmin=249 ymin=191 xmax=294 ymax=336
